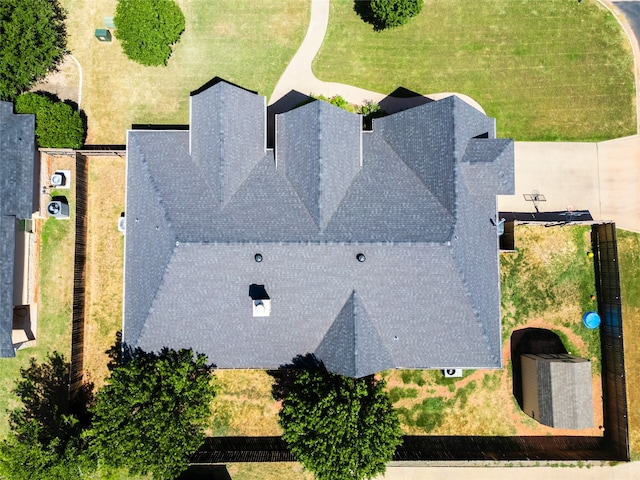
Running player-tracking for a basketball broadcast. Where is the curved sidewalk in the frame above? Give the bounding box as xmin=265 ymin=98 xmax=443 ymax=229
xmin=271 ymin=0 xmax=640 ymax=232
xmin=268 ymin=0 xmax=484 ymax=113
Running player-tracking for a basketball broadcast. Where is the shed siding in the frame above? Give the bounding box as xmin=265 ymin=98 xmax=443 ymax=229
xmin=521 ymin=354 xmax=540 ymax=420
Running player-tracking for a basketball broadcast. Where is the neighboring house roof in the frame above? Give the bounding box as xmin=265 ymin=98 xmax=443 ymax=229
xmin=124 ymin=81 xmax=514 ymax=377
xmin=0 ymin=102 xmax=36 ymax=357
xmin=521 ymin=353 xmax=594 ymax=429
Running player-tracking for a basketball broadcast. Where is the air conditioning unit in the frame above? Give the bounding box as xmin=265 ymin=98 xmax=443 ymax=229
xmin=50 ymin=172 xmax=65 ymax=187
xmin=443 ymin=368 xmax=463 ymax=378
xmin=47 ymin=197 xmax=70 ymax=219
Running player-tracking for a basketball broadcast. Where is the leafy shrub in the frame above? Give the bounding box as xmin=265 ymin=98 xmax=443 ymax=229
xmin=279 ymin=370 xmax=402 ymax=480
xmin=15 ymin=93 xmax=84 ymax=149
xmin=370 ymin=0 xmax=423 ymax=30
xmin=114 ymin=0 xmax=185 ymax=66
xmin=0 ymin=0 xmax=67 ymax=101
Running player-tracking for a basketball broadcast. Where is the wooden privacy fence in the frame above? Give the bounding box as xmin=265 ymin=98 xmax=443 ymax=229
xmin=191 ymin=223 xmax=629 ymax=463
xmin=69 ymin=153 xmax=88 ymax=396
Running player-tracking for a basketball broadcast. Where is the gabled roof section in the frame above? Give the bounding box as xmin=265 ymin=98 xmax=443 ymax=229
xmin=123 ymin=132 xmax=180 ymax=347
xmin=460 ymin=139 xmax=515 ymax=196
xmin=315 ymin=290 xmax=394 ymax=378
xmin=376 ymin=96 xmax=495 ymax=215
xmin=190 ymin=81 xmax=266 ymax=206
xmin=276 ymin=101 xmax=361 ymax=232
xmin=123 ymin=82 xmax=514 ymax=376
xmin=0 ymin=102 xmax=35 ymax=218
xmin=0 ymin=102 xmax=35 ymax=358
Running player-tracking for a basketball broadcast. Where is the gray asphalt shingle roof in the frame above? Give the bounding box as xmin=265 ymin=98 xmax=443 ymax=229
xmin=124 ymin=82 xmax=514 ymax=377
xmin=0 ymin=102 xmax=36 ymax=357
xmin=524 ymin=353 xmax=594 ymax=429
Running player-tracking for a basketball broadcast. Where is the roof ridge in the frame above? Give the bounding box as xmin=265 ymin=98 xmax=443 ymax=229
xmin=132 ymin=135 xmax=176 ymax=236
xmin=379 ymin=135 xmax=456 ymax=222
xmin=446 ymin=239 xmax=497 ymax=363
xmin=136 ymin=243 xmax=179 ymax=346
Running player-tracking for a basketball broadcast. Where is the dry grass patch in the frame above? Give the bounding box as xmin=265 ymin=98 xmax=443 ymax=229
xmin=209 ymin=370 xmax=282 ymax=437
xmin=83 ymin=155 xmax=125 ymax=388
xmin=60 ymin=0 xmax=310 ymax=144
xmin=228 ymin=462 xmax=313 ymax=480
xmin=617 ymin=230 xmax=640 ymax=458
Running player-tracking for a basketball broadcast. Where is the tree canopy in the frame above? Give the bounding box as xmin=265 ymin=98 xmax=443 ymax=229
xmin=0 ymin=353 xmax=95 ymax=480
xmin=15 ymin=93 xmax=85 ymax=149
xmin=89 ymin=348 xmax=216 ymax=480
xmin=114 ymin=0 xmax=185 ymax=66
xmin=370 ymin=0 xmax=423 ymax=29
xmin=278 ymin=366 xmax=402 ymax=480
xmin=0 ymin=0 xmax=67 ymax=101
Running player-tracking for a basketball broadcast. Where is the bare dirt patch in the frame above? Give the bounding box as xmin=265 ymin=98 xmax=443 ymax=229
xmin=30 ymin=55 xmax=80 ymax=104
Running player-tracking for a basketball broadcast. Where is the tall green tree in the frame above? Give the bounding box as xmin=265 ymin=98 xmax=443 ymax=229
xmin=0 ymin=0 xmax=67 ymax=101
xmin=278 ymin=366 xmax=402 ymax=480
xmin=114 ymin=0 xmax=185 ymax=66
xmin=15 ymin=92 xmax=85 ymax=148
xmin=89 ymin=348 xmax=216 ymax=480
xmin=0 ymin=353 xmax=95 ymax=479
xmin=370 ymin=0 xmax=423 ymax=29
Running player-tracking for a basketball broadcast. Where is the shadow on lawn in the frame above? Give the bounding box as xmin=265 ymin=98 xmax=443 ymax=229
xmin=268 ymin=352 xmax=326 ymax=401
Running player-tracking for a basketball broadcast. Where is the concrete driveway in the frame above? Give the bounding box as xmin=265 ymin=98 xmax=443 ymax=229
xmin=497 ymin=136 xmax=640 ymax=232
xmin=380 ymin=462 xmax=639 ymax=479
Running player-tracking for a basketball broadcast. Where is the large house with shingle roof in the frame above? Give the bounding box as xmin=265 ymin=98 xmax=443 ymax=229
xmin=0 ymin=102 xmax=36 ymax=357
xmin=123 ymin=81 xmax=514 ymax=378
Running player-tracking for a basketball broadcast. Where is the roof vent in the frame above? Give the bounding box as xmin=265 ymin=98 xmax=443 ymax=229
xmin=255 ymin=253 xmax=263 ymax=263
xmin=356 ymin=253 xmax=366 ymax=262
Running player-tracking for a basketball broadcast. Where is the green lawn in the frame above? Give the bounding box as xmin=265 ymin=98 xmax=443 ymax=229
xmin=0 ymin=157 xmax=76 ymax=440
xmin=313 ymin=0 xmax=636 ymax=141
xmin=60 ymin=0 xmax=310 ymax=144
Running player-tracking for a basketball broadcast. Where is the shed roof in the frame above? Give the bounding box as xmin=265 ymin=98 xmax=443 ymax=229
xmin=124 ymin=81 xmax=514 ymax=377
xmin=524 ymin=353 xmax=594 ymax=429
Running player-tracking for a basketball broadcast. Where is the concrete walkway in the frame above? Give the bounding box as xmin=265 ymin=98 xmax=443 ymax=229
xmin=379 ymin=463 xmax=639 ymax=480
xmin=270 ymin=0 xmax=640 ymax=232
xmin=268 ymin=0 xmax=484 ymax=113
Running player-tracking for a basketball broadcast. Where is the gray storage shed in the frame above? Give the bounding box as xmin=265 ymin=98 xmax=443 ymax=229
xmin=521 ymin=353 xmax=594 ymax=429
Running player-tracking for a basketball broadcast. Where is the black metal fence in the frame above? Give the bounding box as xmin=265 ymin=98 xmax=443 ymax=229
xmin=192 ymin=222 xmax=630 ymax=463
xmin=592 ymin=223 xmax=629 ymax=460
xmin=69 ymin=153 xmax=88 ymax=396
